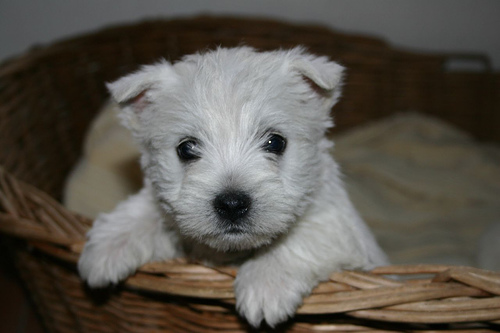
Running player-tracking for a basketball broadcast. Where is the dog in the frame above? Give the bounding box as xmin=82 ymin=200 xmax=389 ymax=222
xmin=78 ymin=46 xmax=388 ymax=328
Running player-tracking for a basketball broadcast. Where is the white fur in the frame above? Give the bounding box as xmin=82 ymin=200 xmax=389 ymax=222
xmin=78 ymin=46 xmax=388 ymax=328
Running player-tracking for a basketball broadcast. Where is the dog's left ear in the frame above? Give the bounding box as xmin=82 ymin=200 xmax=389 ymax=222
xmin=291 ymin=51 xmax=345 ymax=101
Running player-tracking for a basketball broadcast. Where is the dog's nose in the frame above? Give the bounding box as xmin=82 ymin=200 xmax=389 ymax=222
xmin=213 ymin=191 xmax=251 ymax=222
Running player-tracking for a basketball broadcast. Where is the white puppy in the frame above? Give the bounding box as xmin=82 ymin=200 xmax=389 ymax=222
xmin=78 ymin=46 xmax=388 ymax=327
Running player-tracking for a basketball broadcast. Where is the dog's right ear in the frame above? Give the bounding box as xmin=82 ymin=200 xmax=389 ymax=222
xmin=106 ymin=61 xmax=177 ymax=131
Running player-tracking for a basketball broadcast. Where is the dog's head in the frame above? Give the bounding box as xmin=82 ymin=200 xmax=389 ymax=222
xmin=107 ymin=47 xmax=344 ymax=251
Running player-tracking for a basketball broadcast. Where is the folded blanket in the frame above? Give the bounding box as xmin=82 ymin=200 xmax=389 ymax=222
xmin=64 ymin=102 xmax=142 ymax=218
xmin=64 ymin=105 xmax=500 ymax=269
xmin=333 ymin=112 xmax=500 ymax=268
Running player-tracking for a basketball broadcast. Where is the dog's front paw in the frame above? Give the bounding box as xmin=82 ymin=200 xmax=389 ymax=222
xmin=78 ymin=215 xmax=145 ymax=288
xmin=78 ymin=239 xmax=137 ymax=288
xmin=235 ymin=261 xmax=312 ymax=328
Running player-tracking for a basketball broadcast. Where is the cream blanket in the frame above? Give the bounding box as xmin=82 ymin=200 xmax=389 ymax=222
xmin=64 ymin=106 xmax=500 ymax=270
xmin=333 ymin=113 xmax=500 ymax=269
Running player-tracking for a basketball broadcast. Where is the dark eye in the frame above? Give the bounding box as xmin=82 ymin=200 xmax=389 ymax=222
xmin=177 ymin=139 xmax=200 ymax=162
xmin=263 ymin=134 xmax=287 ymax=155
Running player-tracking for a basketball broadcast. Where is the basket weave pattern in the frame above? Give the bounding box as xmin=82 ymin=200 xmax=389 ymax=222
xmin=1 ymin=17 xmax=500 ymax=332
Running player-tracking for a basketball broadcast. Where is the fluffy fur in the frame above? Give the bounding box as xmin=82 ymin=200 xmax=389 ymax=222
xmin=78 ymin=46 xmax=388 ymax=327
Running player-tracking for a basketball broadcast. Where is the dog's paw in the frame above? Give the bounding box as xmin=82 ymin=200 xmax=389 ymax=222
xmin=78 ymin=215 xmax=147 ymax=288
xmin=235 ymin=261 xmax=312 ymax=328
xmin=78 ymin=239 xmax=138 ymax=288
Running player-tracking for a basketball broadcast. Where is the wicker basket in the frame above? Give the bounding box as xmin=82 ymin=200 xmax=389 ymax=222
xmin=0 ymin=16 xmax=499 ymax=332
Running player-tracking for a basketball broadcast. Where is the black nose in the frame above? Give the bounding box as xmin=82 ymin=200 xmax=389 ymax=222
xmin=213 ymin=191 xmax=251 ymax=222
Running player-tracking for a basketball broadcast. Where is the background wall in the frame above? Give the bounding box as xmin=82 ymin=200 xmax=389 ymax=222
xmin=1 ymin=0 xmax=500 ymax=69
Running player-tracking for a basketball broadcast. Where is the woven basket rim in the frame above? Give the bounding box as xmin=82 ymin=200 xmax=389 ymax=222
xmin=3 ymin=15 xmax=494 ymax=76
xmin=0 ymin=15 xmax=390 ymax=75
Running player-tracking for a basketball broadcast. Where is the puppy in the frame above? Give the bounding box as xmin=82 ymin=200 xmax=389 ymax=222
xmin=78 ymin=46 xmax=388 ymax=327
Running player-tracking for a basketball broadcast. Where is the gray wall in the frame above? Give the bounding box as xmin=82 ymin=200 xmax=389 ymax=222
xmin=1 ymin=0 xmax=500 ymax=69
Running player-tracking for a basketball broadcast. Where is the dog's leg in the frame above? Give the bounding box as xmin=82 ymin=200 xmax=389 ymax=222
xmin=235 ymin=182 xmax=387 ymax=327
xmin=78 ymin=183 xmax=179 ymax=287
xmin=234 ymin=225 xmax=324 ymax=327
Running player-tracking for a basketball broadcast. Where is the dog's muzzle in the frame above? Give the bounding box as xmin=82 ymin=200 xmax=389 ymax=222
xmin=213 ymin=190 xmax=252 ymax=229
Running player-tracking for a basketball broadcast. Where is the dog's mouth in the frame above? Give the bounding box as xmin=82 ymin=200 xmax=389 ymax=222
xmin=223 ymin=226 xmax=247 ymax=235
xmin=198 ymin=207 xmax=293 ymax=252
xmin=199 ymin=223 xmax=276 ymax=252
xmin=216 ymin=218 xmax=251 ymax=235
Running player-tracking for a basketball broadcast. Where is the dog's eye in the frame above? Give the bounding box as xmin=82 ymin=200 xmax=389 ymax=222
xmin=177 ymin=139 xmax=200 ymax=162
xmin=263 ymin=134 xmax=287 ymax=155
